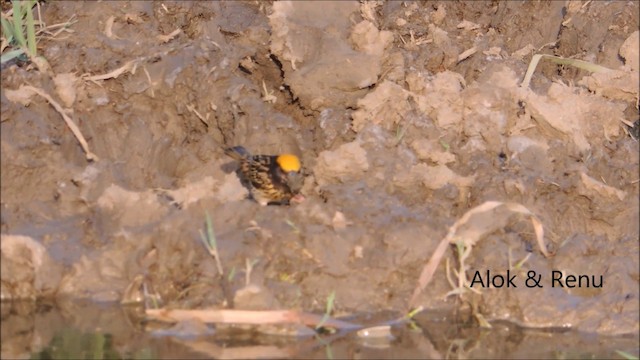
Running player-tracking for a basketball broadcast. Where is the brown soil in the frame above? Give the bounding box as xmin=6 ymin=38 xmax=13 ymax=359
xmin=1 ymin=1 xmax=639 ymax=357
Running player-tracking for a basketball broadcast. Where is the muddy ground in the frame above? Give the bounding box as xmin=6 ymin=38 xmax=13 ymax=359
xmin=1 ymin=0 xmax=639 ymax=358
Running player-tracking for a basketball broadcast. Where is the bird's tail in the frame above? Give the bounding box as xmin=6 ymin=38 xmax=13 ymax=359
xmin=224 ymin=146 xmax=251 ymax=160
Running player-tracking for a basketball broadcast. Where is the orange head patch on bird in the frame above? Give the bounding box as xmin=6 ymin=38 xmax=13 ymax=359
xmin=276 ymin=154 xmax=301 ymax=173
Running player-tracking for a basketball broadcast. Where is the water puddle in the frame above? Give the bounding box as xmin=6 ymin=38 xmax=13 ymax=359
xmin=2 ymin=300 xmax=637 ymax=359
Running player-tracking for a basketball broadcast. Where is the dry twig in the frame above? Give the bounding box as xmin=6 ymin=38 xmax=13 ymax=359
xmin=8 ymin=85 xmax=98 ymax=161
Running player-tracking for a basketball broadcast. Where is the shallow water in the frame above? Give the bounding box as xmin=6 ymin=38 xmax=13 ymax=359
xmin=2 ymin=300 xmax=637 ymax=359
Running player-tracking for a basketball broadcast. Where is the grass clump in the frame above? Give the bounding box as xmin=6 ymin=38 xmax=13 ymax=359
xmin=1 ymin=0 xmax=38 ymax=64
xmin=316 ymin=290 xmax=336 ymax=331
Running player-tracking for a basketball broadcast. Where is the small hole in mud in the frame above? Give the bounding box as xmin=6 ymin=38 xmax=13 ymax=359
xmin=525 ymin=241 xmax=533 ymax=253
xmin=269 ymin=53 xmax=284 ymax=77
xmin=517 ymin=100 xmax=526 ymax=116
xmin=238 ymin=64 xmax=252 ymax=75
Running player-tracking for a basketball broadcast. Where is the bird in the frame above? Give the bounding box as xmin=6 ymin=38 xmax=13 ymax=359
xmin=224 ymin=146 xmax=304 ymax=206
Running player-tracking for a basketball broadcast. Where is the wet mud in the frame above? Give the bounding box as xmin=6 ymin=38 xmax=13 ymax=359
xmin=1 ymin=1 xmax=638 ymax=358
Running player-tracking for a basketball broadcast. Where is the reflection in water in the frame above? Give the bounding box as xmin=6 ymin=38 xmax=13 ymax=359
xmin=31 ymin=329 xmax=139 ymax=360
xmin=0 ymin=300 xmax=637 ymax=359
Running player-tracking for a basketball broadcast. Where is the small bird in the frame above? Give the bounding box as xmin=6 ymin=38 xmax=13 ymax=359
xmin=224 ymin=146 xmax=304 ymax=206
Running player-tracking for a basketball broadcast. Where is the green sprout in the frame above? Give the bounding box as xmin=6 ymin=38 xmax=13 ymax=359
xmin=395 ymin=124 xmax=407 ymax=145
xmin=316 ymin=290 xmax=336 ymax=331
xmin=439 ymin=138 xmax=450 ymax=152
xmin=227 ymin=266 xmax=236 ymax=282
xmin=199 ymin=211 xmax=217 ymax=249
xmin=285 ymin=218 xmax=300 ymax=234
xmin=199 ymin=211 xmax=224 ymax=276
xmin=512 ymin=253 xmax=532 ymax=271
xmin=403 ymin=306 xmax=424 ymax=332
xmin=405 ymin=306 xmax=423 ymax=320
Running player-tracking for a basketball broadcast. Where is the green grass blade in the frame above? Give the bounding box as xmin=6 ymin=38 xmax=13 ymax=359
xmin=615 ymin=350 xmax=639 ymax=360
xmin=198 ymin=211 xmax=217 ymax=251
xmin=11 ymin=1 xmax=27 ymax=49
xmin=521 ymin=54 xmax=613 ymax=88
xmin=405 ymin=306 xmax=423 ymax=320
xmin=1 ymin=17 xmax=15 ymax=43
xmin=0 ymin=48 xmax=25 ymax=63
xmin=325 ymin=344 xmax=334 ymax=360
xmin=24 ymin=0 xmax=37 ymax=56
xmin=205 ymin=211 xmax=217 ymax=249
xmin=227 ymin=266 xmax=236 ymax=282
xmin=316 ymin=290 xmax=336 ymax=330
xmin=325 ymin=290 xmax=336 ymax=315
xmin=521 ymin=54 xmax=544 ymax=88
xmin=545 ymin=56 xmax=613 ymax=73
